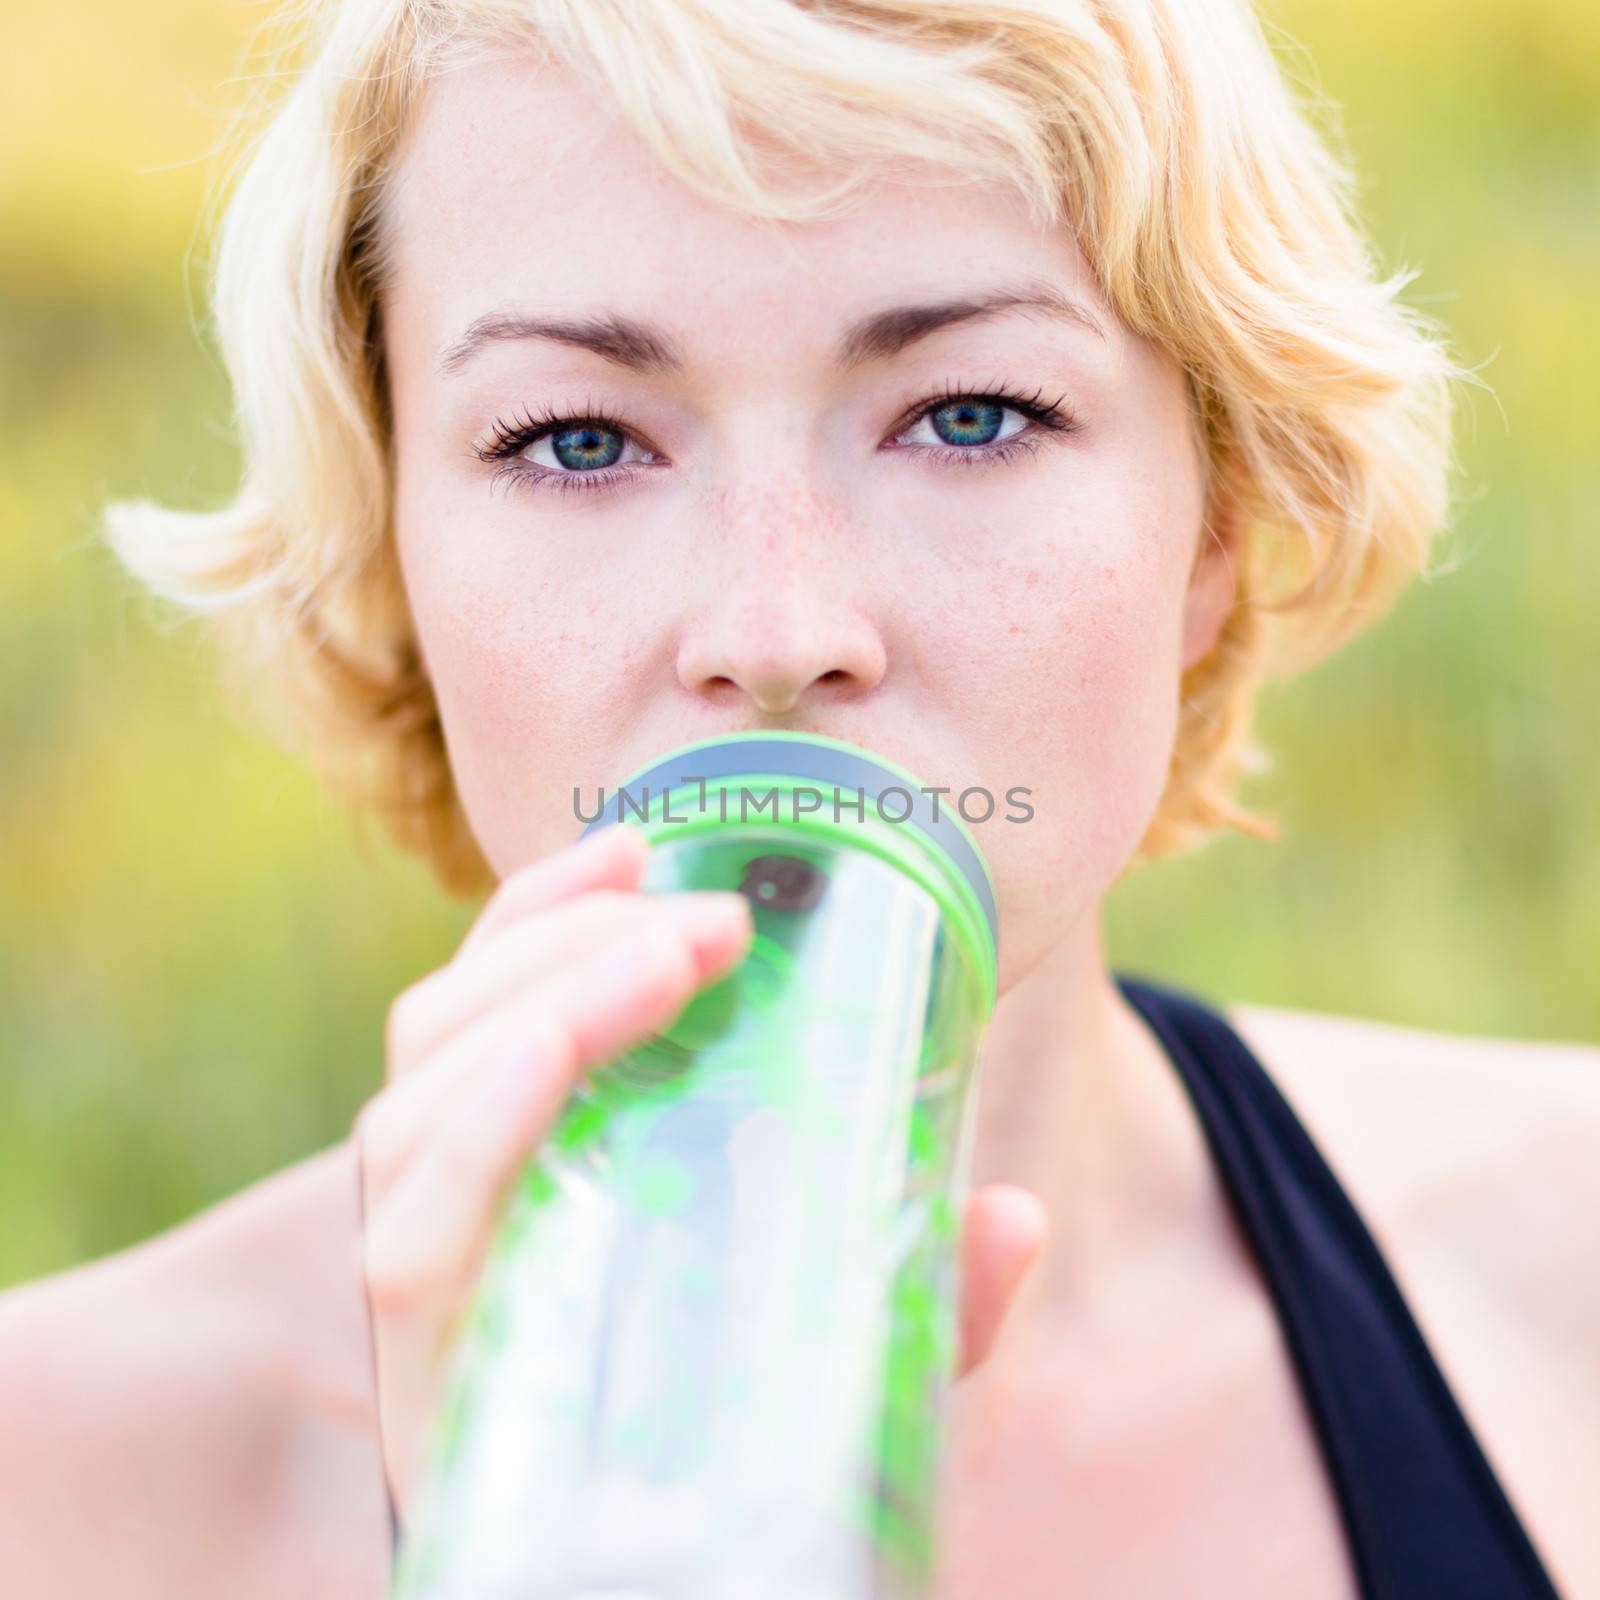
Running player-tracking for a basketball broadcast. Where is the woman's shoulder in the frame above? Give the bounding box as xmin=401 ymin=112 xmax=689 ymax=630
xmin=1223 ymin=997 xmax=1600 ymax=1597
xmin=1223 ymin=997 xmax=1600 ymax=1222
xmin=0 ymin=1142 xmax=386 ymax=1599
xmin=1222 ymin=996 xmax=1600 ymax=1315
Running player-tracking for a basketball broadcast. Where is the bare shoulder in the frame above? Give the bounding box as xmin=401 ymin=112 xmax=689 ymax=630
xmin=1223 ymin=998 xmax=1600 ymax=1232
xmin=0 ymin=1142 xmax=386 ymax=1599
xmin=1224 ymin=998 xmax=1600 ymax=1595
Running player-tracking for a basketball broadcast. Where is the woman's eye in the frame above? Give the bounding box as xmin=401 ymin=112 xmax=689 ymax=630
xmin=896 ymin=398 xmax=1030 ymax=452
xmin=517 ymin=422 xmax=652 ymax=475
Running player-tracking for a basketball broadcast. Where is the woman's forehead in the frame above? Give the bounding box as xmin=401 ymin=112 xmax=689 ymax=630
xmin=379 ymin=53 xmax=1116 ymax=357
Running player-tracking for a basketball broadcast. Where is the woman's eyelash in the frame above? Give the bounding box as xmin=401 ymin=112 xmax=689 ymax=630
xmin=471 ymin=398 xmax=640 ymax=502
xmin=469 ymin=382 xmax=1081 ymax=500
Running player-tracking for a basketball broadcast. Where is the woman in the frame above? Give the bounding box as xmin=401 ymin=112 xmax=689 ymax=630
xmin=3 ymin=0 xmax=1596 ymax=1594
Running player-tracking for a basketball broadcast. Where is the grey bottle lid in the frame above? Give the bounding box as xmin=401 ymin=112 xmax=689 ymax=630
xmin=579 ymin=730 xmax=999 ymax=961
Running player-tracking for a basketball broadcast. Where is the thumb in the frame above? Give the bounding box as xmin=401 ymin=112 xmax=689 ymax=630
xmin=955 ymin=1182 xmax=1048 ymax=1379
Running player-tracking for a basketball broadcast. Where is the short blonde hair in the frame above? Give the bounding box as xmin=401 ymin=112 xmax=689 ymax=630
xmin=102 ymin=0 xmax=1475 ymax=899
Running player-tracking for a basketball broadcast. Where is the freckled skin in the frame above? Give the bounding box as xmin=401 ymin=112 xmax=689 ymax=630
xmin=382 ymin=51 xmax=1236 ymax=997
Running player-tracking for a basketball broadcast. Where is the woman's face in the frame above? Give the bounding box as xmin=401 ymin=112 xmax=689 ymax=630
xmin=382 ymin=54 xmax=1234 ymax=992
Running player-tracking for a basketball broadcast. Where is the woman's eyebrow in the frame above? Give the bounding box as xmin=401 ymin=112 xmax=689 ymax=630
xmin=436 ymin=281 xmax=1107 ymax=380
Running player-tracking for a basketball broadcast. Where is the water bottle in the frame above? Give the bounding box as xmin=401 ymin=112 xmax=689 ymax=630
xmin=392 ymin=730 xmax=1000 ymax=1600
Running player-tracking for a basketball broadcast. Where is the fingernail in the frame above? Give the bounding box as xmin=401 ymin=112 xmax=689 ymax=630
xmin=582 ymin=824 xmax=643 ymax=859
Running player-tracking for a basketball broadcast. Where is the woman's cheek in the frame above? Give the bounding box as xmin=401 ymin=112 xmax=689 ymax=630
xmin=976 ymin=548 xmax=1184 ymax=952
xmin=395 ymin=553 xmax=565 ymax=862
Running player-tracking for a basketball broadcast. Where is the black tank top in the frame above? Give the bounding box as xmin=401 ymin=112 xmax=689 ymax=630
xmin=1115 ymin=970 xmax=1565 ymax=1598
xmin=384 ymin=974 xmax=1567 ymax=1596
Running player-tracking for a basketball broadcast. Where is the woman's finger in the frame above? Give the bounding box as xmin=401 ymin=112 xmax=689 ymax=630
xmin=363 ymin=1011 xmax=578 ymax=1326
xmin=386 ymin=883 xmax=740 ymax=1083
xmin=453 ymin=824 xmax=650 ymax=967
xmin=365 ymin=911 xmax=748 ymax=1316
xmin=362 ymin=898 xmax=753 ymax=1200
xmin=955 ymin=1182 xmax=1048 ymax=1379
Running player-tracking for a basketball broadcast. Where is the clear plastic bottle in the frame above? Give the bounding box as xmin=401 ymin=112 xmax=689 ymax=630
xmin=393 ymin=732 xmax=999 ymax=1600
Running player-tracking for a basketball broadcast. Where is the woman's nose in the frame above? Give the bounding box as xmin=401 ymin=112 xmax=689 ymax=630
xmin=674 ymin=478 xmax=888 ymax=716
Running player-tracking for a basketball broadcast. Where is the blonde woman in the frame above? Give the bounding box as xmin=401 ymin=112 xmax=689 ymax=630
xmin=3 ymin=0 xmax=1596 ymax=1595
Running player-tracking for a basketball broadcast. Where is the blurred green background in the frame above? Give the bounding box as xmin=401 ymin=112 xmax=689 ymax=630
xmin=2 ymin=0 xmax=1595 ymax=1288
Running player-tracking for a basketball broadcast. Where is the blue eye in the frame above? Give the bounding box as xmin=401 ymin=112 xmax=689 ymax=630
xmin=471 ymin=382 xmax=1080 ymax=500
xmin=544 ymin=422 xmax=627 ymax=472
xmin=903 ymin=397 xmax=1023 ymax=452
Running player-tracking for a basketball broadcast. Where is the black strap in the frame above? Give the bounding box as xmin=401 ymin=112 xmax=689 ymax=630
xmin=1115 ymin=972 xmax=1564 ymax=1599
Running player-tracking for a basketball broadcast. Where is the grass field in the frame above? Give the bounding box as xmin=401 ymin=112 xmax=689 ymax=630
xmin=2 ymin=0 xmax=1595 ymax=1286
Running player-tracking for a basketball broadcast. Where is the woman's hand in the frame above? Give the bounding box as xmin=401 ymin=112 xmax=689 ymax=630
xmin=353 ymin=823 xmax=1045 ymax=1525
